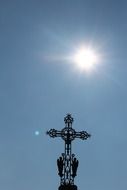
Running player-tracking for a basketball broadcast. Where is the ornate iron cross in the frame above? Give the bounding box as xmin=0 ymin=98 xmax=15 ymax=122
xmin=47 ymin=114 xmax=91 ymax=190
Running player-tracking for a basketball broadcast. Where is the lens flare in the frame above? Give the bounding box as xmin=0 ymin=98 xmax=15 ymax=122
xmin=35 ymin=131 xmax=40 ymax=136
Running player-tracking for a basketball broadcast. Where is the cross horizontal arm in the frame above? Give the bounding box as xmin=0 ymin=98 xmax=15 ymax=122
xmin=47 ymin=129 xmax=62 ymax=138
xmin=75 ymin=131 xmax=91 ymax=140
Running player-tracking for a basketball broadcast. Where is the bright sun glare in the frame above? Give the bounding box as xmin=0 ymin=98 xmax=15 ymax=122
xmin=73 ymin=47 xmax=99 ymax=71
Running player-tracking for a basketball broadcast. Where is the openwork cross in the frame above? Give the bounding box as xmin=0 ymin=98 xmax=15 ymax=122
xmin=47 ymin=114 xmax=91 ymax=190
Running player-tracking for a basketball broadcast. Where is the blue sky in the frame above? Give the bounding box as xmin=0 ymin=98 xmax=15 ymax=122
xmin=0 ymin=0 xmax=127 ymax=190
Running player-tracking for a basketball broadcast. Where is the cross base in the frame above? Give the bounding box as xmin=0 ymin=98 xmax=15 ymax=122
xmin=59 ymin=184 xmax=78 ymax=190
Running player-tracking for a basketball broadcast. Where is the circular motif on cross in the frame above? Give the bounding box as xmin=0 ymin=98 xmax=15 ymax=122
xmin=61 ymin=127 xmax=76 ymax=141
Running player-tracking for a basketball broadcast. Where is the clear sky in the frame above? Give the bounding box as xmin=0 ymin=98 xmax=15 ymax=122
xmin=0 ymin=0 xmax=127 ymax=190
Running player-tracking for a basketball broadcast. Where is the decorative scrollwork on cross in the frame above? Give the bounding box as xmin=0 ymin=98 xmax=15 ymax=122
xmin=46 ymin=129 xmax=57 ymax=138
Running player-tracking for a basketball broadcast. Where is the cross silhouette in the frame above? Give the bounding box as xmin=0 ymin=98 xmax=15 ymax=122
xmin=47 ymin=114 xmax=91 ymax=189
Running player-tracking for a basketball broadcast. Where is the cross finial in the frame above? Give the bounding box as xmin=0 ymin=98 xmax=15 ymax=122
xmin=64 ymin=113 xmax=74 ymax=125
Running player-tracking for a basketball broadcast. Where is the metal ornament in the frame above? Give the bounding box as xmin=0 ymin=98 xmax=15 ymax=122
xmin=47 ymin=114 xmax=91 ymax=190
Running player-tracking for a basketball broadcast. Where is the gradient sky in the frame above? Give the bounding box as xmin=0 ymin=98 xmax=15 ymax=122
xmin=0 ymin=0 xmax=127 ymax=190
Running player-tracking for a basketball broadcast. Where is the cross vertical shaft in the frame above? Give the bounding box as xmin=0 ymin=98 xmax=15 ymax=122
xmin=47 ymin=114 xmax=91 ymax=190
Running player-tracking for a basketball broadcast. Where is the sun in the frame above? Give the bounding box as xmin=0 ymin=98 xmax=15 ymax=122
xmin=73 ymin=47 xmax=99 ymax=71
